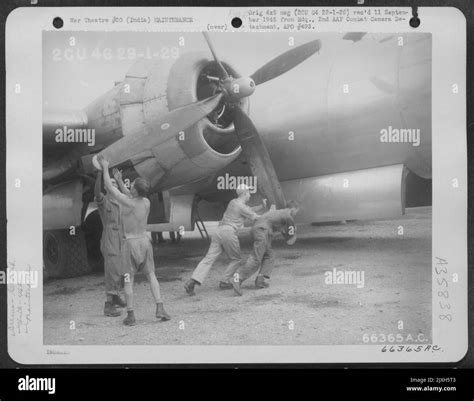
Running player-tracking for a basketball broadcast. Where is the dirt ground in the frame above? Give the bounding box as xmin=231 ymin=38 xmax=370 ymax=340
xmin=43 ymin=207 xmax=431 ymax=346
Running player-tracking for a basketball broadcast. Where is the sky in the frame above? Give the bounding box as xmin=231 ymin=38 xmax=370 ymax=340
xmin=43 ymin=31 xmax=343 ymax=110
xmin=43 ymin=31 xmax=430 ymax=112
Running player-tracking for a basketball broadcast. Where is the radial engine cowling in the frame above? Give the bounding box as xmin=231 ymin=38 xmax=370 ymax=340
xmin=83 ymin=53 xmax=247 ymax=190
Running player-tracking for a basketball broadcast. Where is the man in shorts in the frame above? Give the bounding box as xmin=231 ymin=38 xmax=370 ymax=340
xmin=184 ymin=184 xmax=263 ymax=296
xmin=97 ymin=154 xmax=171 ymax=326
xmin=232 ymin=200 xmax=299 ymax=296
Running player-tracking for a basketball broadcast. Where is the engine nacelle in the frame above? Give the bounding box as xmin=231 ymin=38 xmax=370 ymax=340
xmin=281 ymin=164 xmax=409 ymax=223
xmin=82 ymin=53 xmax=247 ymax=190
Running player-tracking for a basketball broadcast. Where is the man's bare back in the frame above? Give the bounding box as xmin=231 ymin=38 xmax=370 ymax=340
xmin=121 ymin=197 xmax=150 ymax=239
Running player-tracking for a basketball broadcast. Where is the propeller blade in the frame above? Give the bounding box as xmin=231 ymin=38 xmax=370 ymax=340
xmin=250 ymin=39 xmax=321 ymax=86
xmin=232 ymin=106 xmax=287 ymax=209
xmin=342 ymin=32 xmax=367 ymax=42
xmin=202 ymin=32 xmax=230 ymax=79
xmin=94 ymin=93 xmax=223 ymax=169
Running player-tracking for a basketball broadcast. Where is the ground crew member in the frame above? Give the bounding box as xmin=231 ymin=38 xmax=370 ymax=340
xmin=184 ymin=184 xmax=263 ymax=296
xmin=94 ymin=171 xmax=127 ymax=317
xmin=151 ymin=232 xmax=165 ymax=244
xmin=151 ymin=231 xmax=181 ymax=244
xmin=232 ymin=200 xmax=299 ymax=296
xmin=98 ymin=154 xmax=171 ymax=326
xmin=112 ymin=168 xmax=132 ymax=198
xmin=169 ymin=231 xmax=182 ymax=243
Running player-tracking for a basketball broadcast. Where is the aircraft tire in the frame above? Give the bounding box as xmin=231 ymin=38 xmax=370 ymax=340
xmin=82 ymin=210 xmax=104 ymax=273
xmin=43 ymin=228 xmax=92 ymax=279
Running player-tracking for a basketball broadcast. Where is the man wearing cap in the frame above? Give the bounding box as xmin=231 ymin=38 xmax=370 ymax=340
xmin=232 ymin=200 xmax=299 ymax=295
xmin=184 ymin=184 xmax=261 ymax=296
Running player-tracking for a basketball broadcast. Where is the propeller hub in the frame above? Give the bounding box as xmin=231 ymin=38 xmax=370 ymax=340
xmin=223 ymin=76 xmax=256 ymax=102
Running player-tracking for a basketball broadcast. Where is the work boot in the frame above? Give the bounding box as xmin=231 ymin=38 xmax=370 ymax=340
xmin=232 ymin=280 xmax=243 ymax=296
xmin=219 ymin=281 xmax=233 ymax=290
xmin=255 ymin=276 xmax=269 ymax=289
xmin=184 ymin=278 xmax=198 ymax=296
xmin=123 ymin=310 xmax=136 ymax=326
xmin=111 ymin=294 xmax=126 ymax=308
xmin=156 ymin=303 xmax=171 ymax=321
xmin=104 ymin=301 xmax=121 ymax=317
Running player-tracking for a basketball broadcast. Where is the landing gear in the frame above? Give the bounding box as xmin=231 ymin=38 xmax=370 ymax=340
xmin=43 ymin=228 xmax=91 ymax=279
xmin=82 ymin=210 xmax=104 ymax=272
xmin=43 ymin=209 xmax=104 ymax=279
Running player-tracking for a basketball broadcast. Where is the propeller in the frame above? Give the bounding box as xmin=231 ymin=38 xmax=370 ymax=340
xmin=201 ymin=33 xmax=321 ymax=208
xmin=202 ymin=32 xmax=230 ymax=80
xmin=250 ymin=39 xmax=321 ymax=86
xmin=94 ymin=34 xmax=321 ymax=210
xmin=232 ymin=106 xmax=287 ymax=208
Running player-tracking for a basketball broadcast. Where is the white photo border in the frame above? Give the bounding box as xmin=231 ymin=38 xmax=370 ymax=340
xmin=5 ymin=6 xmax=467 ymax=364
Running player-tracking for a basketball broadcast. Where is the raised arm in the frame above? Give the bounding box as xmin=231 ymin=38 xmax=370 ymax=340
xmin=97 ymin=154 xmax=134 ymax=207
xmin=94 ymin=171 xmax=104 ymax=202
xmin=250 ymin=204 xmax=267 ymax=214
xmin=239 ymin=203 xmax=259 ymax=222
xmin=113 ymin=168 xmax=132 ymax=198
xmin=250 ymin=199 xmax=271 ymax=214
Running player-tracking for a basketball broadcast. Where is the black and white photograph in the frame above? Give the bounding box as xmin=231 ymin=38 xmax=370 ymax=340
xmin=41 ymin=30 xmax=433 ymax=346
xmin=4 ymin=6 xmax=467 ymax=365
xmin=1 ymin=4 xmax=473 ymax=400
